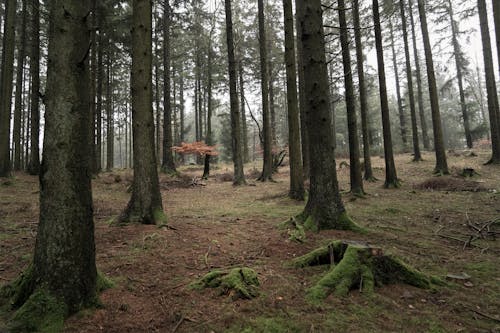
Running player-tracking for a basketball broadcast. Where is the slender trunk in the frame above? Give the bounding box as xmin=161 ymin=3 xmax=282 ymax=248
xmin=338 ymin=0 xmax=364 ymax=195
xmin=95 ymin=27 xmax=103 ymax=172
xmin=0 ymin=0 xmax=16 ymax=177
xmin=283 ymin=0 xmax=304 ymax=200
xmin=399 ymin=0 xmax=422 ymax=161
xmin=493 ymin=0 xmax=500 ymax=81
xmin=27 ymin=0 xmax=40 ymax=175
xmin=106 ymin=54 xmax=114 ymax=171
xmin=13 ymin=0 xmax=26 ymax=171
xmin=269 ymin=71 xmax=277 ymax=147
xmin=408 ymin=0 xmax=430 ymax=150
xmin=224 ymin=0 xmax=246 ymax=185
xmin=478 ymin=0 xmax=500 ymax=163
xmin=203 ymin=37 xmax=214 ymax=180
xmin=373 ymin=0 xmax=400 ymax=188
xmin=89 ymin=0 xmax=98 ymax=174
xmin=239 ymin=61 xmax=249 ymax=163
xmin=476 ymin=64 xmax=489 ymax=133
xmin=418 ymin=0 xmax=449 ymax=174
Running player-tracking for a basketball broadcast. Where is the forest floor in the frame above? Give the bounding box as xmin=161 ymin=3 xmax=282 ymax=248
xmin=0 ymin=150 xmax=499 ymax=333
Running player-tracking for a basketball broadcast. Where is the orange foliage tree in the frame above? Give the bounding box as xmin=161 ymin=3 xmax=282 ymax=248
xmin=171 ymin=141 xmax=219 ymax=157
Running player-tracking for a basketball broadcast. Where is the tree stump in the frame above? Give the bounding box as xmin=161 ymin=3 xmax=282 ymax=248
xmin=189 ymin=268 xmax=260 ymax=300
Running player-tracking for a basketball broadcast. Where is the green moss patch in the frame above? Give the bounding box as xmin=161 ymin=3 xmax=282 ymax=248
xmin=190 ymin=267 xmax=260 ymax=299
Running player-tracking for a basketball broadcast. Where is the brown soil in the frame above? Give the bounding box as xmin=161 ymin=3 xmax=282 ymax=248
xmin=1 ymin=150 xmax=499 ymax=332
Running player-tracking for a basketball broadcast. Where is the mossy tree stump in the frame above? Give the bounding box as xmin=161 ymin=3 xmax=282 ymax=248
xmin=190 ymin=268 xmax=260 ymax=300
xmin=291 ymin=241 xmax=440 ymax=303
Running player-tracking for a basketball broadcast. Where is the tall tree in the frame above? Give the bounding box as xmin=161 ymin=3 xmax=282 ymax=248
xmin=478 ymin=0 xmax=500 ymax=164
xmin=4 ymin=2 xmax=98 ymax=330
xmin=297 ymin=0 xmax=359 ymax=231
xmin=418 ymin=0 xmax=449 ymax=174
xmin=0 ymin=0 xmax=16 ymax=177
xmin=12 ymin=0 xmax=26 ymax=171
xmin=338 ymin=0 xmax=364 ymax=195
xmin=493 ymin=0 xmax=500 ymax=80
xmin=239 ymin=62 xmax=250 ymax=163
xmin=282 ymin=0 xmax=304 ymax=200
xmin=203 ymin=14 xmax=216 ymax=180
xmin=408 ymin=0 xmax=430 ymax=150
xmin=95 ymin=18 xmax=104 ymax=172
xmin=27 ymin=0 xmax=40 ymax=175
xmin=224 ymin=0 xmax=246 ymax=185
xmin=373 ymin=0 xmax=400 ymax=188
xmin=120 ymin=0 xmax=165 ymax=224
xmin=399 ymin=0 xmax=422 ymax=161
xmin=90 ymin=0 xmax=98 ymax=174
xmin=353 ymin=0 xmax=376 ymax=180
xmin=105 ymin=54 xmax=114 ymax=171
xmin=161 ymin=0 xmax=176 ymax=173
xmin=257 ymin=0 xmax=272 ymax=181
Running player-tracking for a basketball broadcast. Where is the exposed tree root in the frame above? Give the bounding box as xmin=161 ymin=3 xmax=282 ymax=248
xmin=291 ymin=240 xmax=442 ymax=303
xmin=299 ymin=211 xmax=365 ymax=233
xmin=189 ymin=267 xmax=260 ymax=300
xmin=279 ymin=217 xmax=306 ymax=242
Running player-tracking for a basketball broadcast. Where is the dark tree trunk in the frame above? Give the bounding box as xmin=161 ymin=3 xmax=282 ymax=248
xmin=338 ymin=0 xmax=364 ymax=196
xmin=12 ymin=0 xmax=26 ymax=171
xmin=408 ymin=0 xmax=430 ymax=150
xmin=120 ymin=0 xmax=165 ymax=224
xmin=161 ymin=0 xmax=176 ymax=173
xmin=95 ymin=24 xmax=103 ymax=172
xmin=399 ymin=0 xmax=422 ymax=161
xmin=7 ymin=2 xmax=97 ymax=329
xmin=297 ymin=0 xmax=359 ymax=232
xmin=179 ymin=68 xmax=185 ymax=164
xmin=373 ymin=0 xmax=400 ymax=188
xmin=478 ymin=0 xmax=500 ymax=163
xmin=283 ymin=0 xmax=304 ymax=200
xmin=89 ymin=0 xmax=98 ymax=174
xmin=27 ymin=0 xmax=40 ymax=175
xmin=257 ymin=0 xmax=273 ymax=181
xmin=0 ymin=0 xmax=16 ymax=177
xmin=447 ymin=0 xmax=473 ymax=149
xmin=493 ymin=0 xmax=500 ymax=81
xmin=224 ymin=0 xmax=246 ymax=185
xmin=105 ymin=54 xmax=114 ymax=171
xmin=239 ymin=61 xmax=250 ymax=163
xmin=418 ymin=0 xmax=449 ymax=174
xmin=353 ymin=0 xmax=376 ymax=180
xmin=203 ymin=35 xmax=214 ymax=180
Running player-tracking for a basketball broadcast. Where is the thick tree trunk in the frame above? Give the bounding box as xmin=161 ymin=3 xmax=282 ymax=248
xmin=353 ymin=0 xmax=376 ymax=181
xmin=478 ymin=0 xmax=500 ymax=164
xmin=0 ymin=0 xmax=16 ymax=177
xmin=283 ymin=0 xmax=304 ymax=200
xmin=373 ymin=0 xmax=400 ymax=188
xmin=493 ymin=0 xmax=500 ymax=81
xmin=6 ymin=3 xmax=97 ymax=330
xmin=418 ymin=0 xmax=449 ymax=174
xmin=12 ymin=0 xmax=26 ymax=171
xmin=120 ymin=0 xmax=165 ymax=224
xmin=297 ymin=0 xmax=360 ymax=232
xmin=447 ymin=0 xmax=473 ymax=149
xmin=224 ymin=0 xmax=246 ymax=185
xmin=105 ymin=55 xmax=114 ymax=171
xmin=257 ymin=0 xmax=273 ymax=181
xmin=239 ymin=61 xmax=250 ymax=163
xmin=399 ymin=0 xmax=422 ymax=161
xmin=408 ymin=0 xmax=430 ymax=150
xmin=338 ymin=0 xmax=364 ymax=196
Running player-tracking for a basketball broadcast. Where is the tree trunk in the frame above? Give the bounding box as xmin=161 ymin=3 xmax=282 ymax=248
xmin=6 ymin=2 xmax=97 ymax=329
xmin=27 ymin=0 xmax=40 ymax=175
xmin=224 ymin=0 xmax=246 ymax=185
xmin=239 ymin=61 xmax=250 ymax=163
xmin=389 ymin=19 xmax=408 ymax=151
xmin=203 ymin=35 xmax=214 ymax=180
xmin=95 ymin=24 xmax=103 ymax=172
xmin=493 ymin=0 xmax=500 ymax=81
xmin=283 ymin=0 xmax=304 ymax=200
xmin=161 ymin=0 xmax=176 ymax=173
xmin=353 ymin=0 xmax=376 ymax=180
xmin=297 ymin=0 xmax=360 ymax=232
xmin=12 ymin=0 xmax=26 ymax=171
xmin=120 ymin=0 xmax=165 ymax=224
xmin=447 ymin=0 xmax=473 ymax=149
xmin=399 ymin=0 xmax=422 ymax=161
xmin=418 ymin=0 xmax=449 ymax=174
xmin=478 ymin=0 xmax=500 ymax=164
xmin=105 ymin=54 xmax=114 ymax=171
xmin=257 ymin=0 xmax=272 ymax=181
xmin=89 ymin=0 xmax=98 ymax=174
xmin=179 ymin=68 xmax=185 ymax=164
xmin=338 ymin=0 xmax=364 ymax=196
xmin=373 ymin=0 xmax=400 ymax=188
xmin=0 ymin=0 xmax=16 ymax=177
xmin=408 ymin=0 xmax=430 ymax=150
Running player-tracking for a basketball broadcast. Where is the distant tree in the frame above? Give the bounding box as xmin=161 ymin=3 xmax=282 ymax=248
xmin=0 ymin=0 xmax=16 ymax=177
xmin=373 ymin=0 xmax=400 ymax=188
xmin=120 ymin=0 xmax=165 ymax=224
xmin=418 ymin=0 xmax=449 ymax=174
xmin=27 ymin=0 xmax=40 ymax=175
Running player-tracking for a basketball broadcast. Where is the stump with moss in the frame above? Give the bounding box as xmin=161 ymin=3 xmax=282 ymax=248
xmin=190 ymin=268 xmax=260 ymax=300
xmin=279 ymin=217 xmax=306 ymax=242
xmin=291 ymin=240 xmax=442 ymax=303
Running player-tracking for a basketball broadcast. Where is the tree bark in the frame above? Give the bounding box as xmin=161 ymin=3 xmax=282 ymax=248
xmin=0 ymin=0 xmax=16 ymax=177
xmin=120 ymin=0 xmax=165 ymax=224
xmin=418 ymin=0 xmax=449 ymax=174
xmin=283 ymin=0 xmax=304 ymax=200
xmin=373 ymin=0 xmax=400 ymax=188
xmin=478 ymin=0 xmax=500 ymax=163
xmin=95 ymin=22 xmax=103 ymax=172
xmin=493 ymin=0 xmax=500 ymax=81
xmin=224 ymin=0 xmax=246 ymax=185
xmin=89 ymin=0 xmax=98 ymax=174
xmin=203 ymin=32 xmax=214 ymax=180
xmin=239 ymin=61 xmax=250 ymax=163
xmin=105 ymin=53 xmax=114 ymax=171
xmin=399 ymin=0 xmax=422 ymax=161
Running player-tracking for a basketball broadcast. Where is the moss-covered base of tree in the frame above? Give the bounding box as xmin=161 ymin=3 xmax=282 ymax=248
xmin=118 ymin=206 xmax=167 ymax=225
xmin=160 ymin=166 xmax=178 ymax=177
xmin=299 ymin=212 xmax=365 ymax=233
xmin=190 ymin=267 xmax=260 ymax=300
xmin=364 ymin=175 xmax=378 ymax=183
xmin=0 ymin=269 xmax=113 ymax=333
xmin=384 ymin=179 xmax=402 ymax=189
xmin=290 ymin=240 xmax=441 ymax=304
xmin=278 ymin=217 xmax=306 ymax=242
